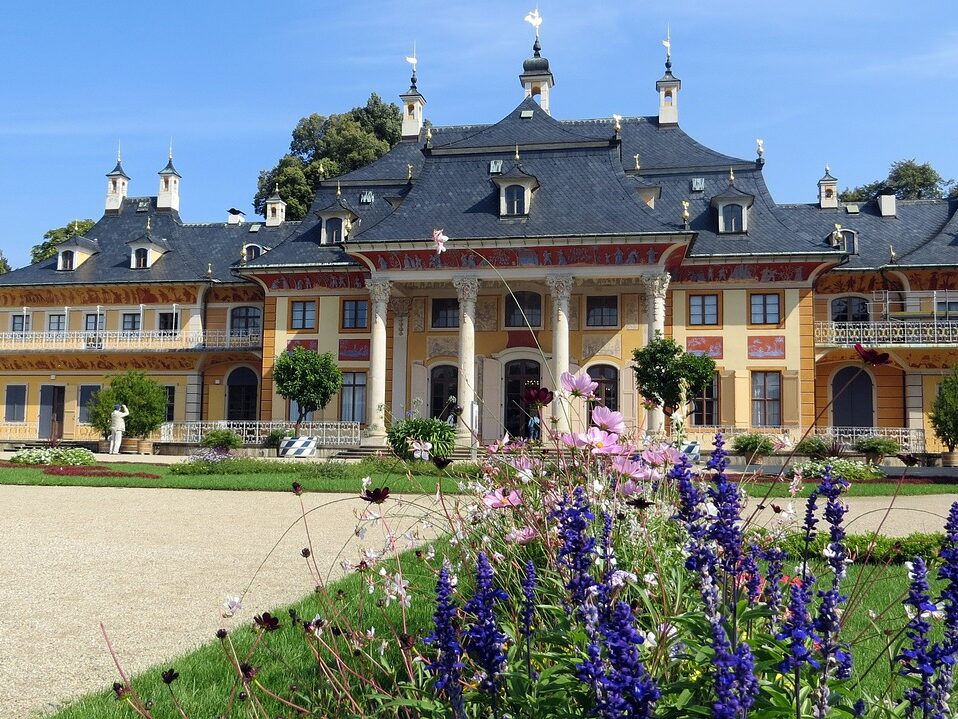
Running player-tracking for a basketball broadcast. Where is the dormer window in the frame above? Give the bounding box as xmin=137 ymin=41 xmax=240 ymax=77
xmin=840 ymin=230 xmax=858 ymax=255
xmin=721 ymin=204 xmax=744 ymax=233
xmin=326 ymin=217 xmax=344 ymax=244
xmin=504 ymin=185 xmax=526 ymax=215
xmin=59 ymin=250 xmax=74 ymax=271
xmin=245 ymin=244 xmax=262 ymax=260
xmin=133 ymin=248 xmax=149 ymax=268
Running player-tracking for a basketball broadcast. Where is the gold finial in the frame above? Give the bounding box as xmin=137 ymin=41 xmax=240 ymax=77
xmin=729 ymin=167 xmax=735 ymax=183
xmin=73 ymin=219 xmax=78 ymax=234
xmin=407 ymin=163 xmax=414 ymax=180
xmin=425 ymin=126 xmax=432 ymax=142
xmin=524 ymin=7 xmax=543 ymax=39
xmin=206 ymin=262 xmax=213 ymax=277
xmin=240 ymin=245 xmax=248 ymax=263
xmin=612 ymin=114 xmax=622 ymax=132
xmin=889 ymin=244 xmax=897 ymax=263
xmin=515 ymin=144 xmax=521 ymax=162
xmin=336 ymin=181 xmax=341 ymax=198
xmin=318 ymin=160 xmax=326 ymax=179
xmin=344 ymin=217 xmax=352 ymax=237
xmin=145 ymin=217 xmax=151 ymax=233
xmin=663 ymin=24 xmax=672 ymax=64
xmin=633 ymin=153 xmax=641 ymax=171
xmin=681 ymin=199 xmax=690 ymax=219
xmin=756 ymin=138 xmax=764 ymax=158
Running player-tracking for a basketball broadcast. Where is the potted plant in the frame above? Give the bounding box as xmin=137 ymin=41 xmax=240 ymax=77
xmin=88 ymin=371 xmax=168 ymax=454
xmin=264 ymin=428 xmax=290 ymax=457
xmin=852 ymin=436 xmax=900 ymax=465
xmin=931 ymin=366 xmax=958 ymax=467
xmin=731 ymin=433 xmax=775 ymax=465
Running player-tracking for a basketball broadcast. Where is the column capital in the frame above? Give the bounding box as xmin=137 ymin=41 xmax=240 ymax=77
xmin=365 ymin=278 xmax=392 ymax=305
xmin=452 ymin=276 xmax=480 ymax=304
xmin=545 ymin=273 xmax=576 ymax=302
xmin=641 ymin=272 xmax=671 ymax=299
xmin=388 ymin=296 xmax=412 ymax=317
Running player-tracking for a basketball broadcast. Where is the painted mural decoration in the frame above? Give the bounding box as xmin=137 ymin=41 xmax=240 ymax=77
xmin=901 ymin=349 xmax=958 ymax=370
xmin=287 ymin=339 xmax=319 ymax=351
xmin=0 ymin=284 xmax=198 ymax=308
xmin=816 ymin=272 xmax=903 ymax=295
xmin=207 ymin=285 xmax=264 ymax=303
xmin=0 ymin=354 xmax=200 ymax=372
xmin=748 ymin=335 xmax=786 ymax=359
xmin=339 ymin=338 xmax=370 ymax=361
xmin=906 ymin=270 xmax=958 ymax=291
xmin=686 ymin=336 xmax=724 ymax=359
xmin=258 ymin=272 xmax=367 ymax=291
xmin=358 ymin=243 xmax=675 ymax=272
xmin=674 ymin=262 xmax=824 ymax=284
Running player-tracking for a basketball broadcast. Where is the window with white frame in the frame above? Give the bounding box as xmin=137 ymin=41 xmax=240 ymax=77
xmin=504 ymin=185 xmax=526 ymax=215
xmin=720 ymin=204 xmax=744 ymax=233
xmin=431 ymin=298 xmax=459 ymax=328
xmin=230 ymin=306 xmax=261 ymax=335
xmin=47 ymin=314 xmax=66 ymax=332
xmin=133 ymin=247 xmax=149 ymax=269
xmin=751 ymin=371 xmax=782 ymax=427
xmin=158 ymin=312 xmax=179 ymax=332
xmin=59 ymin=250 xmax=75 ymax=271
xmin=326 ymin=218 xmax=344 ymax=244
xmin=84 ymin=313 xmax=105 ymax=332
xmin=12 ymin=314 xmax=30 ymax=332
xmin=121 ymin=313 xmax=141 ymax=332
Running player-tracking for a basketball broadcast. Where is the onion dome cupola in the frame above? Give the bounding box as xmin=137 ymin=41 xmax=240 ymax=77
xmin=400 ymin=51 xmax=427 ymax=139
xmin=157 ymin=146 xmax=181 ymax=211
xmin=656 ymin=30 xmax=681 ymax=126
xmin=105 ymin=146 xmax=130 ymax=213
xmin=519 ymin=37 xmax=555 ymax=115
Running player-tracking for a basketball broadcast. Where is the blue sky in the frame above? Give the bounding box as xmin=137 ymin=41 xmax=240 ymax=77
xmin=1 ymin=0 xmax=956 ymax=268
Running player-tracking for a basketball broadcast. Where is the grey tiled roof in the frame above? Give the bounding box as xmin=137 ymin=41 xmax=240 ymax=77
xmin=58 ymin=234 xmax=100 ymax=254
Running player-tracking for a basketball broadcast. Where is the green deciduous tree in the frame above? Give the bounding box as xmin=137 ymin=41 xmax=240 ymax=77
xmin=0 ymin=252 xmax=10 ymax=274
xmin=839 ymin=159 xmax=955 ymax=202
xmin=273 ymin=347 xmax=344 ymax=431
xmin=31 ymin=219 xmax=96 ymax=265
xmin=253 ymin=94 xmax=402 ymax=219
xmin=88 ymin=371 xmax=168 ymax=439
xmin=631 ymin=335 xmax=716 ymax=417
xmin=930 ymin=366 xmax=958 ymax=452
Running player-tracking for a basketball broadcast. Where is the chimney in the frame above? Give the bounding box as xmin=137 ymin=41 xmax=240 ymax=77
xmin=878 ymin=186 xmax=897 ymax=217
xmin=227 ymin=208 xmax=245 ymax=225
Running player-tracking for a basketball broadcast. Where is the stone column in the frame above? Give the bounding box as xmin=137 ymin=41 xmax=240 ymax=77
xmin=547 ymin=274 xmax=575 ymax=434
xmin=363 ymin=279 xmax=391 ymax=445
xmin=390 ymin=297 xmax=411 ymax=421
xmin=642 ymin=272 xmax=671 ymax=434
xmin=453 ymin=276 xmax=479 ymax=447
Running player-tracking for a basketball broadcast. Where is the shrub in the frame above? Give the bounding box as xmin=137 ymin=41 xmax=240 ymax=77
xmin=263 ymin=428 xmax=291 ymax=449
xmin=852 ymin=436 xmax=900 ymax=457
xmin=386 ymin=416 xmax=456 ymax=461
xmin=200 ymin=429 xmax=243 ymax=450
xmin=730 ymin=432 xmax=774 ymax=458
xmin=780 ymin=531 xmax=943 ymax=565
xmin=795 ymin=435 xmax=830 ymax=459
xmin=170 ymin=455 xmax=300 ymax=476
xmin=273 ymin=348 xmax=343 ymax=431
xmin=87 ymin=371 xmax=168 ymax=438
xmin=930 ymin=365 xmax=958 ymax=451
xmin=10 ymin=446 xmax=97 ymax=465
xmin=792 ymin=458 xmax=884 ymax=482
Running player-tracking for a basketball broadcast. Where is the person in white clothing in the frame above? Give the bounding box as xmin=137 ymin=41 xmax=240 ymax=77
xmin=109 ymin=404 xmax=129 ymax=454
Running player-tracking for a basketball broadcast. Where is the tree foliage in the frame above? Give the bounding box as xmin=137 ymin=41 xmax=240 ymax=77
xmin=930 ymin=366 xmax=958 ymax=452
xmin=31 ymin=219 xmax=96 ymax=265
xmin=88 ymin=371 xmax=169 ymax=439
xmin=253 ymin=94 xmax=402 ymax=219
xmin=0 ymin=252 xmax=10 ymax=274
xmin=273 ymin=348 xmax=344 ymax=430
xmin=839 ymin=159 xmax=955 ymax=202
xmin=631 ymin=335 xmax=716 ymax=416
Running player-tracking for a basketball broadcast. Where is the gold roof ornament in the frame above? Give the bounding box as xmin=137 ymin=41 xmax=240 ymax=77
xmin=515 ymin=144 xmax=521 ymax=162
xmin=407 ymin=163 xmax=414 ymax=180
xmin=633 ymin=153 xmax=641 ymax=171
xmin=729 ymin=167 xmax=735 ymax=183
xmin=681 ymin=199 xmax=690 ymax=221
xmin=612 ymin=114 xmax=622 ymax=132
xmin=336 ymin=181 xmax=342 ymax=199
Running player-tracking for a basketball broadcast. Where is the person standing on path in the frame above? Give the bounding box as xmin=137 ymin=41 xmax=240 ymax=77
xmin=109 ymin=404 xmax=129 ymax=454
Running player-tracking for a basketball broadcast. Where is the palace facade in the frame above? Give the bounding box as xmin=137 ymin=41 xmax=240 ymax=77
xmin=1 ymin=38 xmax=956 ymax=452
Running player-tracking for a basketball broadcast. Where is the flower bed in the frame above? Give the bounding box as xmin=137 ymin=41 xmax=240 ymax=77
xmin=10 ymin=447 xmax=96 ymax=466
xmin=41 ymin=465 xmax=161 ymax=479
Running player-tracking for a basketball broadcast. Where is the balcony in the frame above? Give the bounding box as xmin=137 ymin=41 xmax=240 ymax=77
xmin=686 ymin=425 xmax=925 ymax=452
xmin=0 ymin=330 xmax=262 ymax=353
xmin=816 ymin=289 xmax=958 ymax=347
xmin=156 ymin=421 xmax=361 ymax=446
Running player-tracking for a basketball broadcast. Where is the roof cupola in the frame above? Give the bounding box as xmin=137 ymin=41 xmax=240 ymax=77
xmin=818 ymin=164 xmax=838 ymax=209
xmin=264 ymin=183 xmax=287 ymax=226
xmin=519 ymin=9 xmax=554 ymax=114
xmin=656 ymin=28 xmax=681 ymax=126
xmin=400 ymin=49 xmax=427 ymax=139
xmin=105 ymin=143 xmax=130 ymax=213
xmin=157 ymin=143 xmax=181 ymax=211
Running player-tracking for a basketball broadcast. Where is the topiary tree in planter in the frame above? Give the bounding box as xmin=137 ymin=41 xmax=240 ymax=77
xmin=273 ymin=348 xmax=343 ymax=434
xmin=631 ymin=335 xmax=716 ymax=420
xmin=88 ymin=371 xmax=168 ymax=448
xmin=931 ymin=366 xmax=958 ymax=466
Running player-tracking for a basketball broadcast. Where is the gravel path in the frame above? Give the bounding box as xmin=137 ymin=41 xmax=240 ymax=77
xmin=0 ymin=485 xmax=373 ymax=719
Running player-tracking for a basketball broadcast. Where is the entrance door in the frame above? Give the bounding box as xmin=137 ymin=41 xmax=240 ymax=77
xmin=832 ymin=366 xmax=874 ymax=427
xmin=430 ymin=365 xmax=459 ymax=420
xmin=226 ymin=367 xmax=259 ymax=421
xmin=504 ymin=359 xmax=541 ymax=439
xmin=39 ymin=385 xmax=66 ymax=440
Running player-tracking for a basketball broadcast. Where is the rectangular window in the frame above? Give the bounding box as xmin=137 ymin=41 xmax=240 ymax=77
xmin=689 ymin=294 xmax=719 ymax=326
xmin=290 ymin=301 xmax=316 ymax=330
xmin=751 ymin=371 xmax=782 ymax=427
xmin=157 ymin=312 xmax=179 ymax=332
xmin=11 ymin=314 xmax=31 ymax=333
xmin=84 ymin=313 xmax=105 ymax=332
xmin=586 ymin=296 xmax=618 ymax=327
xmin=47 ymin=314 xmax=66 ymax=332
xmin=78 ymin=385 xmax=100 ymax=424
xmin=342 ymin=300 xmax=369 ymax=329
xmin=165 ymin=386 xmax=176 ymax=422
xmin=750 ymin=293 xmax=781 ymax=325
xmin=431 ymin=298 xmax=460 ymax=328
xmin=691 ymin=373 xmax=720 ymax=426
xmin=122 ymin=313 xmax=141 ymax=332
xmin=4 ymin=385 xmax=26 ymax=422
xmin=937 ymin=301 xmax=958 ymax=316
xmin=341 ymin=372 xmax=367 ymax=423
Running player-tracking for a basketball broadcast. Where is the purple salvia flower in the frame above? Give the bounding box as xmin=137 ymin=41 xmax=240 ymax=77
xmin=597 ymin=601 xmax=660 ymax=719
xmin=704 ymin=434 xmax=744 ymax=576
xmin=463 ymin=552 xmax=509 ymax=716
xmin=763 ymin=546 xmax=786 ymax=631
xmin=521 ymin=560 xmax=536 ymax=640
xmin=705 ymin=431 xmax=728 ymax=472
xmin=777 ymin=577 xmax=821 ymax=674
xmin=741 ymin=544 xmax=762 ymax=604
xmin=899 ymin=557 xmax=939 ymax=717
xmin=552 ymin=486 xmax=597 ymax=609
xmin=819 ymin=465 xmax=851 ymax=580
xmin=732 ymin=643 xmax=760 ymax=715
xmin=424 ymin=566 xmax=465 ymax=719
xmin=933 ymin=502 xmax=958 ymax=715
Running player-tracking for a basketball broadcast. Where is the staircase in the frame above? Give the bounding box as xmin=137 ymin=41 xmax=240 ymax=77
xmin=331 ymin=446 xmax=482 ymax=463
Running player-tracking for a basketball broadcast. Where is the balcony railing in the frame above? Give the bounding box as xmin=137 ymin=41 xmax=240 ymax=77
xmin=686 ymin=425 xmax=925 ymax=453
xmin=155 ymin=421 xmax=362 ymax=446
xmin=0 ymin=330 xmax=262 ymax=352
xmin=815 ymin=320 xmax=958 ymax=347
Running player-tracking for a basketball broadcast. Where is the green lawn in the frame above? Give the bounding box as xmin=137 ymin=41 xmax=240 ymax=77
xmin=742 ymin=480 xmax=958 ymax=498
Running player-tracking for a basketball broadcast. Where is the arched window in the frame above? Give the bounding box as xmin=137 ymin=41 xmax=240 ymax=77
xmin=226 ymin=367 xmax=258 ymax=421
xmin=230 ymin=306 xmax=262 ymax=335
xmin=721 ymin=204 xmax=744 ymax=233
xmin=505 ymin=291 xmax=542 ymax=327
xmin=831 ymin=296 xmax=869 ymax=323
xmin=664 ymin=90 xmax=673 ymax=106
xmin=590 ymin=365 xmax=619 ymax=412
xmin=60 ymin=250 xmax=74 ymax=271
xmin=134 ymin=248 xmax=149 ymax=269
xmin=245 ymin=244 xmax=262 ymax=260
xmin=325 ymin=218 xmax=343 ymax=244
xmin=504 ymin=185 xmax=525 ymax=215
xmin=839 ymin=230 xmax=858 ymax=255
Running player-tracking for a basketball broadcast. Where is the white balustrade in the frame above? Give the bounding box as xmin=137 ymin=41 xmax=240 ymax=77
xmin=816 ymin=320 xmax=958 ymax=347
xmin=0 ymin=330 xmax=262 ymax=352
xmin=155 ymin=421 xmax=362 ymax=446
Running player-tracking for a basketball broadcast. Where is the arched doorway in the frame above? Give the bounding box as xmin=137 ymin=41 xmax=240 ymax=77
xmin=504 ymin=359 xmax=541 ymax=438
xmin=832 ymin=366 xmax=874 ymax=427
xmin=226 ymin=367 xmax=258 ymax=421
xmin=430 ymin=365 xmax=459 ymax=421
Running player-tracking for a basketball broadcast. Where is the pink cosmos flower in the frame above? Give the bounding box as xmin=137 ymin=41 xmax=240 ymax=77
xmin=612 ymin=456 xmax=647 ymax=481
xmin=560 ymin=432 xmax=589 ymax=449
xmin=560 ymin=370 xmax=598 ymax=398
xmin=432 ymin=229 xmax=449 ymax=254
xmin=591 ymin=405 xmax=626 ymax=435
xmin=482 ymin=488 xmax=523 ymax=509
xmin=581 ymin=427 xmax=620 ymax=455
xmin=505 ymin=527 xmax=537 ymax=545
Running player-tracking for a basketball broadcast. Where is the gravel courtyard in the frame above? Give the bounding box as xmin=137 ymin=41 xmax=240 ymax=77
xmin=0 ymin=485 xmax=372 ymax=718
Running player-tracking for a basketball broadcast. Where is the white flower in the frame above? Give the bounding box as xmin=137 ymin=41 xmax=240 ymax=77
xmin=362 ymin=476 xmax=372 ymax=491
xmin=610 ymin=570 xmax=637 ymax=588
xmin=222 ymin=595 xmax=243 ymax=617
xmin=643 ymin=573 xmax=658 ymax=588
xmin=410 ymin=438 xmax=432 ymax=461
xmin=432 ymin=229 xmax=449 ymax=254
xmin=867 ymin=610 xmax=878 ymax=620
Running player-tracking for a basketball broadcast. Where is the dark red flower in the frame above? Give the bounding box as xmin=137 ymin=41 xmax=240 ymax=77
xmin=112 ymin=682 xmax=129 ymax=699
xmin=521 ymin=386 xmax=554 ymax=407
xmin=854 ymin=343 xmax=890 ymax=366
xmin=771 ymin=503 xmax=783 ymax=514
xmin=291 ymin=482 xmax=303 ymax=495
xmin=361 ymin=486 xmax=390 ymax=504
xmin=432 ymin=456 xmax=453 ymax=470
xmin=301 ymin=547 xmax=311 ymax=558
xmin=161 ymin=667 xmax=179 ymax=685
xmin=240 ymin=662 xmax=258 ymax=683
xmin=254 ymin=612 xmax=280 ymax=632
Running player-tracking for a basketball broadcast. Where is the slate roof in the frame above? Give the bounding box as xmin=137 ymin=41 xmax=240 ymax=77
xmin=0 ymin=197 xmax=298 ymax=285
xmin=58 ymin=234 xmax=100 ymax=254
